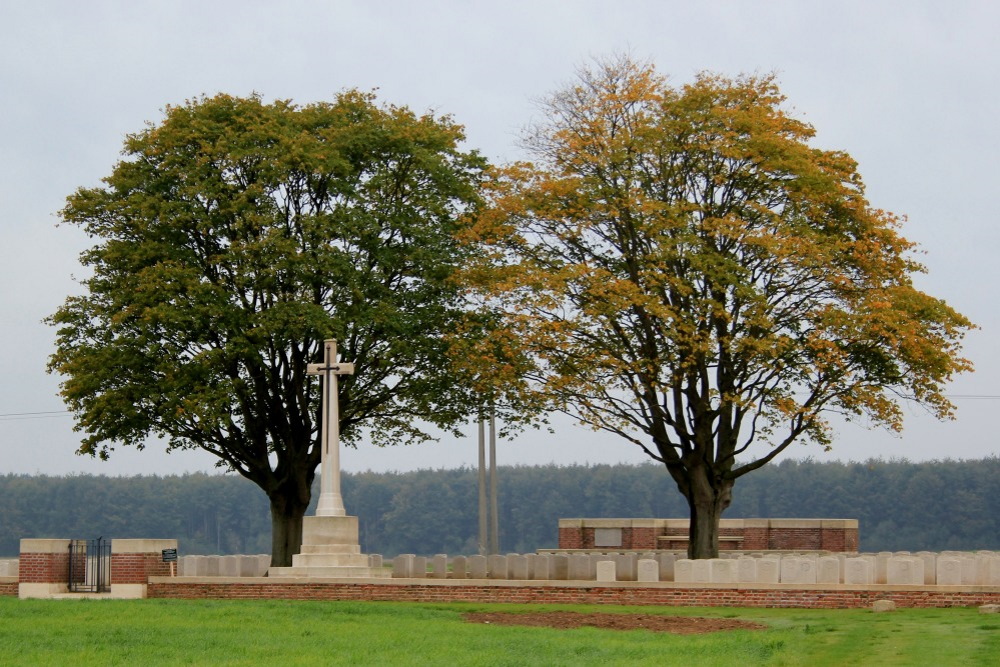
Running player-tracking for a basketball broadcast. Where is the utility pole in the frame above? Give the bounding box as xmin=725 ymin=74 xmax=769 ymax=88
xmin=488 ymin=405 xmax=499 ymax=555
xmin=477 ymin=416 xmax=487 ymax=556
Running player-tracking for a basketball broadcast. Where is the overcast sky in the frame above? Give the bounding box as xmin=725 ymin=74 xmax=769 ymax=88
xmin=1 ymin=0 xmax=998 ymax=478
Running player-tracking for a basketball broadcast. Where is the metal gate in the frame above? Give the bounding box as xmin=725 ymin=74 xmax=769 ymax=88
xmin=68 ymin=538 xmax=110 ymax=593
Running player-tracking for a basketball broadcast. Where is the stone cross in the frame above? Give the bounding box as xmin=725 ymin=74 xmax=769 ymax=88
xmin=307 ymin=339 xmax=355 ymax=517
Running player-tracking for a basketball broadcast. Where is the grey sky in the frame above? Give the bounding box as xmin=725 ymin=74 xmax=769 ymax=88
xmin=1 ymin=0 xmax=997 ymax=477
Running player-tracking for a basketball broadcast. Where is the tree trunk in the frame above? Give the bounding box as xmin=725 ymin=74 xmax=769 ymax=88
xmin=268 ymin=494 xmax=309 ymax=568
xmin=684 ymin=466 xmax=734 ymax=560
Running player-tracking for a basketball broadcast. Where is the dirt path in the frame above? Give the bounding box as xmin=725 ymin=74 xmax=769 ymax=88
xmin=464 ymin=611 xmax=767 ymax=634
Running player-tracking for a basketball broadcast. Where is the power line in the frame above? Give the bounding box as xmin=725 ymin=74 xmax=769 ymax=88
xmin=0 ymin=410 xmax=72 ymax=421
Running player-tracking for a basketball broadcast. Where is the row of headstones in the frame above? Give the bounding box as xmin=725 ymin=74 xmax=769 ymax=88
xmin=675 ymin=552 xmax=1000 ymax=586
xmin=0 ymin=559 xmax=17 ymax=577
xmin=176 ymin=554 xmax=271 ymax=577
xmin=391 ymin=552 xmax=678 ymax=581
xmin=390 ymin=551 xmax=1000 ymax=586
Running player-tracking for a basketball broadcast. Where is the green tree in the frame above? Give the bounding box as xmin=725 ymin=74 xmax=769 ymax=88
xmin=467 ymin=57 xmax=974 ymax=558
xmin=48 ymin=92 xmax=488 ymax=566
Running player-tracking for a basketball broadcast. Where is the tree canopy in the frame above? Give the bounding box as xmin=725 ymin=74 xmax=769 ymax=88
xmin=464 ymin=57 xmax=974 ymax=558
xmin=48 ymin=91 xmax=490 ymax=565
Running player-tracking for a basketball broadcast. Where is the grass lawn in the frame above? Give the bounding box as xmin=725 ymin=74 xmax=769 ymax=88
xmin=0 ymin=597 xmax=997 ymax=666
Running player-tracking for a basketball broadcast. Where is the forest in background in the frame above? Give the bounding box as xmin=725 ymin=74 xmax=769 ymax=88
xmin=2 ymin=458 xmax=998 ymax=558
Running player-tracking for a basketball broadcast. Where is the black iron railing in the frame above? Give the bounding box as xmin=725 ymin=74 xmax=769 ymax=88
xmin=68 ymin=537 xmax=110 ymax=593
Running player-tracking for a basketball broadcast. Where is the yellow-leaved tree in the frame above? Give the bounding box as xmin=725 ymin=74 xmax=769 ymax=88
xmin=463 ymin=57 xmax=974 ymax=559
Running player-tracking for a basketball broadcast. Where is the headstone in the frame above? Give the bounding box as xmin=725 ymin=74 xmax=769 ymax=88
xmin=524 ymin=554 xmax=538 ymax=579
xmin=392 ymin=554 xmax=415 ymax=578
xmin=238 ymin=555 xmax=259 ymax=577
xmin=368 ymin=554 xmax=383 ymax=570
xmin=708 ymin=558 xmax=734 ymax=583
xmin=176 ymin=556 xmax=194 ymax=577
xmin=887 ymin=557 xmax=923 ymax=586
xmin=411 ymin=556 xmax=428 ymax=578
xmin=781 ymin=557 xmax=816 ymax=584
xmin=220 ymin=555 xmax=240 ymax=577
xmin=875 ymin=552 xmax=891 ymax=584
xmin=531 ymin=555 xmax=551 ymax=580
xmin=508 ymin=554 xmax=530 ymax=580
xmin=657 ymin=553 xmax=676 ymax=581
xmin=451 ymin=555 xmax=467 ymax=579
xmin=674 ymin=559 xmax=694 ymax=583
xmin=736 ymin=557 xmax=757 ymax=583
xmin=872 ymin=600 xmax=896 ymax=612
xmin=637 ymin=559 xmax=659 ymax=582
xmin=817 ymin=556 xmax=840 ymax=584
xmin=431 ymin=554 xmax=448 ymax=579
xmin=550 ymin=554 xmax=569 ymax=580
xmin=487 ymin=555 xmax=508 ymax=580
xmin=986 ymin=557 xmax=1000 ymax=586
xmin=468 ymin=555 xmax=488 ymax=579
xmin=915 ymin=552 xmax=936 ymax=585
xmin=757 ymin=557 xmax=780 ymax=584
xmin=615 ymin=554 xmax=637 ymax=582
xmin=976 ymin=554 xmax=993 ymax=585
xmin=691 ymin=559 xmax=711 ymax=583
xmin=257 ymin=554 xmax=271 ymax=576
xmin=206 ymin=556 xmax=221 ymax=577
xmin=568 ymin=554 xmax=591 ymax=580
xmin=961 ymin=556 xmax=977 ymax=585
xmin=937 ymin=558 xmax=962 ymax=585
xmin=844 ymin=558 xmax=872 ymax=585
xmin=595 ymin=560 xmax=617 ymax=582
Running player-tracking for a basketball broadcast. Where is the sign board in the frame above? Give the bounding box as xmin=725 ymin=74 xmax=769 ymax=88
xmin=161 ymin=548 xmax=178 ymax=562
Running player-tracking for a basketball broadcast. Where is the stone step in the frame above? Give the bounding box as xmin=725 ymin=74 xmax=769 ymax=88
xmin=291 ymin=553 xmax=371 ymax=568
xmin=268 ymin=565 xmax=391 ymax=579
xmin=298 ymin=544 xmax=362 ymax=555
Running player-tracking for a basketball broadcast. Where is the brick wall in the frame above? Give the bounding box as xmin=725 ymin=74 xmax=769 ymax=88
xmin=0 ymin=580 xmax=17 ymax=597
xmin=558 ymin=527 xmax=583 ymax=549
xmin=18 ymin=552 xmax=68 ymax=583
xmin=110 ymin=553 xmax=171 ymax=584
xmin=146 ymin=580 xmax=1000 ymax=609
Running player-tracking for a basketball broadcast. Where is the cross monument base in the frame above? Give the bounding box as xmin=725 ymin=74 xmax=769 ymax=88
xmin=267 ymin=516 xmax=389 ymax=578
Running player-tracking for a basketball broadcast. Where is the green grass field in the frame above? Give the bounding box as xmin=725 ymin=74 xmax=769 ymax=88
xmin=0 ymin=598 xmax=997 ymax=666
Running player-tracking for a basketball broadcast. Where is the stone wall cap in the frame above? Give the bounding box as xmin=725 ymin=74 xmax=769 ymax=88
xmin=19 ymin=539 xmax=71 ymax=554
xmin=112 ymin=539 xmax=178 ymax=554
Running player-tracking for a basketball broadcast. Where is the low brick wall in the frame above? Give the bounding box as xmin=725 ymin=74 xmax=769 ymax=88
xmin=146 ymin=578 xmax=1000 ymax=609
xmin=0 ymin=578 xmax=17 ymax=597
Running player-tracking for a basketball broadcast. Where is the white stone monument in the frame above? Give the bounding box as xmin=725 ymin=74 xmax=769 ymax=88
xmin=268 ymin=339 xmax=388 ymax=579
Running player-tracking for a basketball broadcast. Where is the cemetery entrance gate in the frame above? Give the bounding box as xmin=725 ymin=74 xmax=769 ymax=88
xmin=69 ymin=538 xmax=110 ymax=593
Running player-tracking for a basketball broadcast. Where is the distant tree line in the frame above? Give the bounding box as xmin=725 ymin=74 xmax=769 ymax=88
xmin=2 ymin=458 xmax=998 ymax=558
